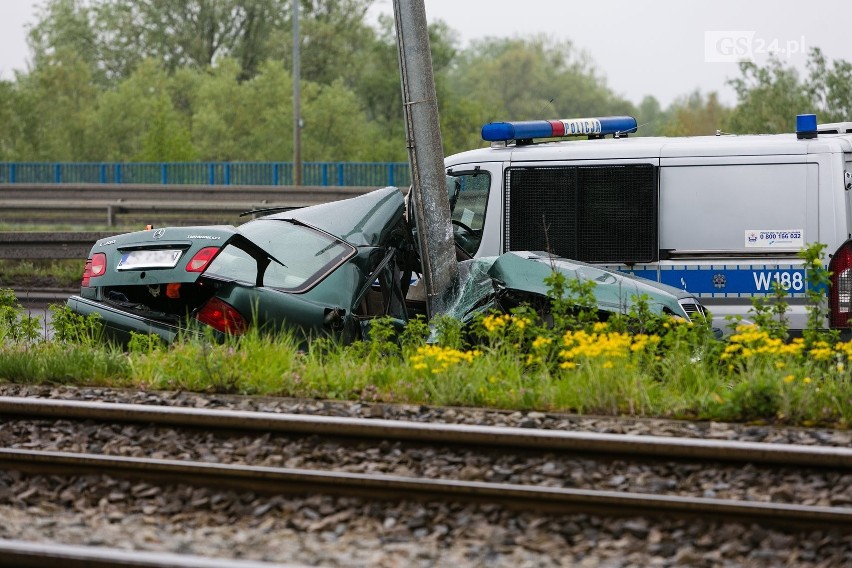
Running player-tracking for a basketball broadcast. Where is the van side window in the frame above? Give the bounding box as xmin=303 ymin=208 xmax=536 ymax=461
xmin=505 ymin=164 xmax=658 ymax=263
xmin=447 ymin=171 xmax=491 ymax=257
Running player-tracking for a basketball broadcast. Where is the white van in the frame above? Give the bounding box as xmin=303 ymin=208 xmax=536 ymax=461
xmin=443 ymin=115 xmax=852 ymax=331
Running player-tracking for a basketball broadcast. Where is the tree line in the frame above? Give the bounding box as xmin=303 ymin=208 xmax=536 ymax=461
xmin=0 ymin=0 xmax=850 ymax=163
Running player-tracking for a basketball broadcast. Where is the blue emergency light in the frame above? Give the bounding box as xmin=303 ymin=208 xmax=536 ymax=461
xmin=796 ymin=113 xmax=817 ymax=140
xmin=481 ymin=116 xmax=638 ymax=142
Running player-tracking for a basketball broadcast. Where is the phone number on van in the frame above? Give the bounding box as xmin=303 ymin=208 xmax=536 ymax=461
xmin=744 ymin=229 xmax=804 ymax=248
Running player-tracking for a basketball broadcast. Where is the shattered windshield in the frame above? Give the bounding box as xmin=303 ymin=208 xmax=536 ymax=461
xmin=207 ymin=219 xmax=355 ymax=292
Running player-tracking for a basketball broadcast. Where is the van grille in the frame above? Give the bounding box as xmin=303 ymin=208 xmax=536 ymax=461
xmin=505 ymin=164 xmax=657 ymax=263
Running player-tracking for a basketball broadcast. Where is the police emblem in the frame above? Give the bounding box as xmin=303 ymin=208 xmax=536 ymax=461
xmin=713 ymin=273 xmax=727 ymax=289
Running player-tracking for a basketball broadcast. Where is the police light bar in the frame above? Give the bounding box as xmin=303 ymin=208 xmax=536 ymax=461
xmin=482 ymin=116 xmax=638 ymax=142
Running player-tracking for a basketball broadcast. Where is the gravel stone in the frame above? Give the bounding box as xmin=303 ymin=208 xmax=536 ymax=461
xmin=1 ymin=384 xmax=851 ymax=566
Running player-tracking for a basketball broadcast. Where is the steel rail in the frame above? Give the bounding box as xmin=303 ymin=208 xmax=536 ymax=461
xmin=1 ymin=397 xmax=850 ymax=468
xmin=1 ymin=448 xmax=849 ymax=529
xmin=0 ymin=539 xmax=307 ymax=568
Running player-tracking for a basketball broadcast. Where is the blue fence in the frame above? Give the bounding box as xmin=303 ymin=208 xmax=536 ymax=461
xmin=0 ymin=162 xmax=411 ymax=187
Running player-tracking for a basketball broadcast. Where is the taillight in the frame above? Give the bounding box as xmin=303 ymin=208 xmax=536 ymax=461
xmin=195 ymin=297 xmax=247 ymax=335
xmin=91 ymin=253 xmax=106 ymax=276
xmin=81 ymin=260 xmax=92 ymax=288
xmin=829 ymin=241 xmax=852 ymax=328
xmin=82 ymin=253 xmax=107 ymax=287
xmin=185 ymin=247 xmax=220 ymax=273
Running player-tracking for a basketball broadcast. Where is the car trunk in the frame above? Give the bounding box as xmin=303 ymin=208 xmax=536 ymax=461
xmin=83 ymin=226 xmax=241 ymax=324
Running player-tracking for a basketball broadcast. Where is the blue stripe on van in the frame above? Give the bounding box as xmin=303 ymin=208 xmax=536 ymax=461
xmin=616 ymin=265 xmax=808 ymax=297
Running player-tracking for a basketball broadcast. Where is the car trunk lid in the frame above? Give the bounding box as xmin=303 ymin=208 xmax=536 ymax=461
xmin=85 ymin=226 xmax=239 ymax=287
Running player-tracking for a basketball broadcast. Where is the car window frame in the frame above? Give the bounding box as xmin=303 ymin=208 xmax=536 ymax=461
xmin=446 ymin=168 xmax=492 ymax=257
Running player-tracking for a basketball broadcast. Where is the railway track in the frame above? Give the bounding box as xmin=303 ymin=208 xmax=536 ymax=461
xmin=0 ymin=539 xmax=306 ymax=568
xmin=1 ymin=396 xmax=850 ymax=531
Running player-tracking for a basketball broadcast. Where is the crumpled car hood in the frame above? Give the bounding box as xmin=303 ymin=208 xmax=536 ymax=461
xmin=269 ymin=186 xmax=406 ymax=247
xmin=439 ymin=251 xmax=693 ymax=322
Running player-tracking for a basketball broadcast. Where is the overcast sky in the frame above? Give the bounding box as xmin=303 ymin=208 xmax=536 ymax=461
xmin=2 ymin=0 xmax=851 ymax=108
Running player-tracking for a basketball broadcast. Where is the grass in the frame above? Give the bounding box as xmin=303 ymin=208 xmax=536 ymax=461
xmin=0 ymin=302 xmax=849 ymax=428
xmin=0 ymin=259 xmax=85 ymax=289
xmin=0 ymin=244 xmax=849 ymax=428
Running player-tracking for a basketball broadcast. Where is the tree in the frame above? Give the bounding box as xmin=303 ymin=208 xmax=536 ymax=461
xmin=27 ymin=0 xmax=101 ymax=79
xmin=276 ymin=0 xmax=378 ymax=86
xmin=85 ymin=60 xmax=195 ymax=161
xmin=447 ymin=36 xmax=635 ymax=124
xmin=724 ymin=48 xmax=852 ymax=134
xmin=0 ymin=80 xmax=21 ymax=159
xmin=28 ymin=0 xmax=378 ymax=85
xmin=661 ymin=91 xmax=730 ymax=137
xmin=806 ymin=47 xmax=852 ymax=123
xmin=93 ymin=0 xmax=286 ymax=80
xmin=11 ymin=48 xmax=97 ymax=160
xmin=635 ymin=95 xmax=666 ymax=137
xmin=725 ymin=57 xmax=815 ymax=134
xmin=137 ymin=98 xmax=197 ymax=162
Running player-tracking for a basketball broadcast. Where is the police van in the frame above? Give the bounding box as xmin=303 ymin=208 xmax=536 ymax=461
xmin=443 ymin=114 xmax=852 ymax=332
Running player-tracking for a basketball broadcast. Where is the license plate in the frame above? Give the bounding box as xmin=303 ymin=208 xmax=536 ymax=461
xmin=117 ymin=249 xmax=183 ymax=270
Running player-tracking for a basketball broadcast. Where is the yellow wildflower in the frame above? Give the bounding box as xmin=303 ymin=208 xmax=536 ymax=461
xmin=481 ymin=314 xmax=511 ymax=333
xmin=809 ymin=347 xmax=833 ymax=361
xmin=408 ymin=345 xmax=480 ymax=374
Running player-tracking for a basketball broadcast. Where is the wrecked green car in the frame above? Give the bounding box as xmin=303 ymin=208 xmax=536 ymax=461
xmin=68 ymin=187 xmax=707 ymax=344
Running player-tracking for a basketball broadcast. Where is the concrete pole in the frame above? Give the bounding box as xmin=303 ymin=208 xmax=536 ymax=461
xmin=393 ymin=0 xmax=458 ymax=317
xmin=292 ymin=0 xmax=302 ymax=186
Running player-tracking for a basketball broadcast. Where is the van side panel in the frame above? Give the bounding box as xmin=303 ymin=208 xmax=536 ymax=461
xmin=659 ymin=162 xmax=812 ymax=252
xmin=628 ymin=160 xmax=815 ymax=330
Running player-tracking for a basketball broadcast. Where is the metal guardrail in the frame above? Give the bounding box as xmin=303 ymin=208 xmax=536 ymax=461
xmin=0 ymin=183 xmax=373 ymax=227
xmin=0 ymin=162 xmax=411 ymax=187
xmin=0 ymin=232 xmax=113 ymax=259
xmin=0 ymin=183 xmax=374 ymax=202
